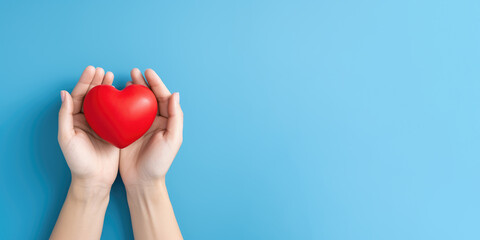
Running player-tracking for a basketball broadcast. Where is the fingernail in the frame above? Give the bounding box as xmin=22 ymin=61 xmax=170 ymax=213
xmin=61 ymin=91 xmax=65 ymax=102
xmin=176 ymin=92 xmax=180 ymax=104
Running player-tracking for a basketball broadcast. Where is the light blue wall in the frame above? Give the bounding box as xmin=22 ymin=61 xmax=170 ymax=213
xmin=1 ymin=0 xmax=480 ymax=239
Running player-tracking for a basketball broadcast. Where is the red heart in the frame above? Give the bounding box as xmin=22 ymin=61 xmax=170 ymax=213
xmin=83 ymin=85 xmax=158 ymax=148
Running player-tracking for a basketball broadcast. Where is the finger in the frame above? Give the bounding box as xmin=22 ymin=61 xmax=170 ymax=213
xmin=71 ymin=66 xmax=95 ymax=114
xmin=88 ymin=67 xmax=105 ymax=91
xmin=130 ymin=68 xmax=148 ymax=86
xmin=126 ymin=81 xmax=133 ymax=87
xmin=102 ymin=71 xmax=114 ymax=85
xmin=58 ymin=91 xmax=75 ymax=144
xmin=164 ymin=93 xmax=183 ymax=142
xmin=145 ymin=69 xmax=171 ymax=117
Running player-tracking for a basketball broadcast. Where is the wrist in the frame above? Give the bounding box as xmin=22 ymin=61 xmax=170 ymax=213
xmin=125 ymin=178 xmax=169 ymax=202
xmin=69 ymin=177 xmax=111 ymax=203
xmin=124 ymin=176 xmax=166 ymax=191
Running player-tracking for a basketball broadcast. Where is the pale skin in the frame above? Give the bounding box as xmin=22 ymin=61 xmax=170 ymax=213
xmin=50 ymin=66 xmax=183 ymax=240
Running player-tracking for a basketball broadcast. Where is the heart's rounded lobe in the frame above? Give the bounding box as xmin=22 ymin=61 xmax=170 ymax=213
xmin=83 ymin=85 xmax=158 ymax=148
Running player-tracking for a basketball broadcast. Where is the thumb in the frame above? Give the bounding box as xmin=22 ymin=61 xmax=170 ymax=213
xmin=165 ymin=92 xmax=183 ymax=142
xmin=58 ymin=90 xmax=75 ymax=143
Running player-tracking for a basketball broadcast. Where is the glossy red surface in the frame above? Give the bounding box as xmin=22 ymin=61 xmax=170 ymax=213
xmin=83 ymin=85 xmax=158 ymax=148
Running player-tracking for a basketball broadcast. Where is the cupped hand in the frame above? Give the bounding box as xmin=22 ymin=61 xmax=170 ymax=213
xmin=119 ymin=68 xmax=183 ymax=187
xmin=58 ymin=66 xmax=119 ymax=189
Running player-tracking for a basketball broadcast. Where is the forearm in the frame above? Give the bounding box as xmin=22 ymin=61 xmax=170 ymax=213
xmin=126 ymin=179 xmax=183 ymax=240
xmin=50 ymin=179 xmax=110 ymax=240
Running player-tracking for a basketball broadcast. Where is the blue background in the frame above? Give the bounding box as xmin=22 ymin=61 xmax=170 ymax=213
xmin=1 ymin=0 xmax=480 ymax=239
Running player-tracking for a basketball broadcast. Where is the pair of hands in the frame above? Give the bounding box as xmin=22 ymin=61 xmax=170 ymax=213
xmin=58 ymin=66 xmax=183 ymax=192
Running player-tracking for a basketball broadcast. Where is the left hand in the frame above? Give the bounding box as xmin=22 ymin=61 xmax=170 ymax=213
xmin=119 ymin=68 xmax=183 ymax=188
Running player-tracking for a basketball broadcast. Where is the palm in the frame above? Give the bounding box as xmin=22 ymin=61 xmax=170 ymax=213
xmin=66 ymin=114 xmax=118 ymax=184
xmin=120 ymin=116 xmax=173 ymax=184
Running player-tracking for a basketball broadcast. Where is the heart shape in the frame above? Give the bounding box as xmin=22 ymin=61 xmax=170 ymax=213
xmin=83 ymin=85 xmax=158 ymax=148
